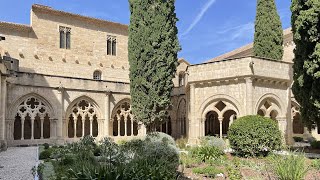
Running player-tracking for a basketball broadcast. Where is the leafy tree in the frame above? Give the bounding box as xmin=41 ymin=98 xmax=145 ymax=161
xmin=291 ymin=0 xmax=320 ymax=128
xmin=128 ymin=0 xmax=180 ymax=129
xmin=253 ymin=0 xmax=283 ymax=60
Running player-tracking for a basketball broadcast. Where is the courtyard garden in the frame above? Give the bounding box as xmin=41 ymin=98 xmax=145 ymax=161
xmin=33 ymin=115 xmax=320 ymax=180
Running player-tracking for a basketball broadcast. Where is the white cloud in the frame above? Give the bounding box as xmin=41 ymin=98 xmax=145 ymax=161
xmin=181 ymin=0 xmax=217 ymax=37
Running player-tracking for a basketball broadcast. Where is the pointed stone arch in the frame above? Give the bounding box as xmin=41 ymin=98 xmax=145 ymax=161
xmin=65 ymin=96 xmax=101 ymax=138
xmin=200 ymin=95 xmax=240 ymax=138
xmin=255 ymin=93 xmax=285 ymax=119
xmin=9 ymin=93 xmax=54 ymax=141
xmin=110 ymin=99 xmax=138 ymax=137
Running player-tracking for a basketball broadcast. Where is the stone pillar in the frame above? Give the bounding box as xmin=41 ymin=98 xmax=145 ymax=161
xmin=21 ymin=117 xmax=25 ymax=140
xmin=90 ymin=119 xmax=93 ymax=136
xmin=188 ymin=83 xmax=198 ymax=144
xmin=104 ymin=91 xmax=111 ymax=137
xmin=31 ymin=117 xmax=34 ymax=140
xmin=40 ymin=118 xmax=44 ymax=139
xmin=124 ymin=117 xmax=127 ymax=136
xmin=219 ymin=117 xmax=223 ymax=139
xmin=245 ymin=77 xmax=253 ymax=115
xmin=278 ymin=117 xmax=287 ymax=144
xmin=57 ymin=86 xmax=64 ymax=140
xmin=82 ymin=117 xmax=85 ymax=137
xmin=73 ymin=120 xmax=77 ymax=138
xmin=117 ymin=119 xmax=120 ymax=136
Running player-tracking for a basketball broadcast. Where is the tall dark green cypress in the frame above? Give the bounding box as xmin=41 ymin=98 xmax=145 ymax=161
xmin=291 ymin=0 xmax=320 ymax=128
xmin=128 ymin=0 xmax=180 ymax=129
xmin=253 ymin=0 xmax=283 ymax=60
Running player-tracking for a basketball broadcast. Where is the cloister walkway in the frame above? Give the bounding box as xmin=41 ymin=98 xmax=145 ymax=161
xmin=0 ymin=147 xmax=37 ymax=180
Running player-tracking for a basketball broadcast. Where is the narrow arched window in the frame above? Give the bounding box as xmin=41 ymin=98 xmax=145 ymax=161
xmin=93 ymin=70 xmax=101 ymax=80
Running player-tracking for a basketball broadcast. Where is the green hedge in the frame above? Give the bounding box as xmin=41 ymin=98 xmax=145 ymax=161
xmin=228 ymin=115 xmax=282 ymax=157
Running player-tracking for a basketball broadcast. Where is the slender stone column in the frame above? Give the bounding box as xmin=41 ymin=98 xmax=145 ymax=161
xmin=57 ymin=86 xmax=64 ymax=139
xmin=219 ymin=117 xmax=223 ymax=139
xmin=90 ymin=119 xmax=93 ymax=136
xmin=245 ymin=77 xmax=253 ymax=115
xmin=73 ymin=120 xmax=77 ymax=138
xmin=124 ymin=117 xmax=127 ymax=136
xmin=31 ymin=117 xmax=35 ymax=140
xmin=104 ymin=91 xmax=111 ymax=137
xmin=40 ymin=118 xmax=44 ymax=139
xmin=21 ymin=117 xmax=25 ymax=140
xmin=118 ymin=118 xmax=120 ymax=136
xmin=131 ymin=120 xmax=133 ymax=136
xmin=82 ymin=117 xmax=85 ymax=137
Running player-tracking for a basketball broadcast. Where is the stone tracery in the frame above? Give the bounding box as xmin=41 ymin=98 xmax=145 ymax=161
xmin=111 ymin=100 xmax=138 ymax=137
xmin=67 ymin=99 xmax=98 ymax=138
xmin=13 ymin=97 xmax=51 ymax=140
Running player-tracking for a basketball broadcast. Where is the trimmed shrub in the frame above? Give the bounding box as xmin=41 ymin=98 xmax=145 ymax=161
xmin=200 ymin=136 xmax=226 ymax=150
xmin=40 ymin=149 xmax=52 ymax=160
xmin=145 ymin=132 xmax=175 ymax=146
xmin=293 ymin=136 xmax=304 ymax=142
xmin=43 ymin=143 xmax=50 ymax=150
xmin=311 ymin=141 xmax=320 ymax=149
xmin=228 ymin=115 xmax=282 ymax=157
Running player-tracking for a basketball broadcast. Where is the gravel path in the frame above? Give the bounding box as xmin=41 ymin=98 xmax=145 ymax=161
xmin=0 ymin=147 xmax=38 ymax=180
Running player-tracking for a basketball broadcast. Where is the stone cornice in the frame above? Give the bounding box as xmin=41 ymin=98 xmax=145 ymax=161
xmin=0 ymin=21 xmax=32 ymax=32
xmin=32 ymin=4 xmax=128 ymax=31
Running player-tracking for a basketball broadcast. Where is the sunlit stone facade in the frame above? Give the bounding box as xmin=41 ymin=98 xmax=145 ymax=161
xmin=0 ymin=5 xmax=318 ymax=147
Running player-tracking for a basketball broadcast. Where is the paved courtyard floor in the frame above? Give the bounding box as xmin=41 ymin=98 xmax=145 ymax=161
xmin=0 ymin=147 xmax=38 ymax=180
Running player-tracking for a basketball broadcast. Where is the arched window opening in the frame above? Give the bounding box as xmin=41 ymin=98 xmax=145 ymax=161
xmin=67 ymin=99 xmax=99 ymax=138
xmin=205 ymin=111 xmax=219 ymax=136
xmin=93 ymin=70 xmax=102 ymax=80
xmin=157 ymin=117 xmax=172 ymax=135
xmin=13 ymin=97 xmax=52 ymax=140
xmin=111 ymin=100 xmax=138 ymax=137
xmin=257 ymin=99 xmax=281 ymax=121
xmin=222 ymin=110 xmax=237 ymax=135
xmin=270 ymin=110 xmax=278 ymax=121
xmin=257 ymin=109 xmax=265 ymax=116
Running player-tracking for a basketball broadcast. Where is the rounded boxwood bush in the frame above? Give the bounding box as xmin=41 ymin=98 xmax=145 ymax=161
xmin=228 ymin=115 xmax=282 ymax=157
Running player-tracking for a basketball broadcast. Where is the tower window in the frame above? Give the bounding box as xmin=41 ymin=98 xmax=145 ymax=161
xmin=107 ymin=35 xmax=117 ymax=56
xmin=59 ymin=26 xmax=71 ymax=49
xmin=93 ymin=70 xmax=102 ymax=80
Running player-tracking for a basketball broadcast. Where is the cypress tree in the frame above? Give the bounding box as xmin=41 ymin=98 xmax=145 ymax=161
xmin=291 ymin=0 xmax=320 ymax=127
xmin=253 ymin=0 xmax=283 ymax=60
xmin=128 ymin=0 xmax=180 ymax=129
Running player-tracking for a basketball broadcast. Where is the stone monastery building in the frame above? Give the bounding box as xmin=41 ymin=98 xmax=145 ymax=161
xmin=0 ymin=4 xmax=319 ymax=147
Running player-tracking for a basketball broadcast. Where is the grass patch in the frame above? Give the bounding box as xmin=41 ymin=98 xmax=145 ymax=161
xmin=192 ymin=166 xmax=223 ymax=178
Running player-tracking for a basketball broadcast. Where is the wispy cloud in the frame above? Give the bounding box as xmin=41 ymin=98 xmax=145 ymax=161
xmin=218 ymin=22 xmax=254 ymax=41
xmin=181 ymin=0 xmax=217 ymax=37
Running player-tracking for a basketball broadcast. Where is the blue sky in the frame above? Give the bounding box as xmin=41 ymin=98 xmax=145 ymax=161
xmin=0 ymin=0 xmax=291 ymax=64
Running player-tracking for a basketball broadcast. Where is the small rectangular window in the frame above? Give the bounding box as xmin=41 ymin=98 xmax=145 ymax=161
xmin=107 ymin=35 xmax=116 ymax=56
xmin=59 ymin=26 xmax=71 ymax=49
